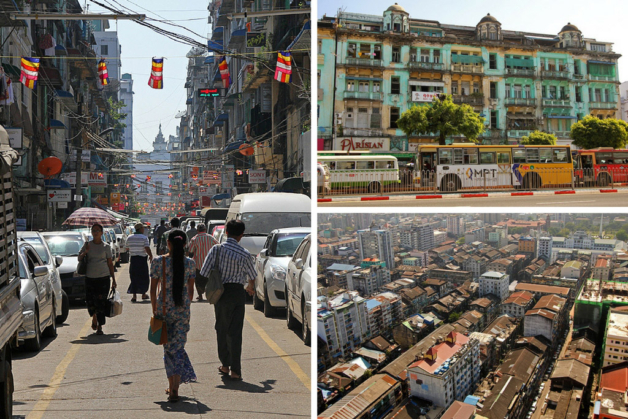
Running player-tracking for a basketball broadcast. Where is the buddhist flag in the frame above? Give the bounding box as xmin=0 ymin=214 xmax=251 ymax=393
xmin=98 ymin=59 xmax=109 ymax=86
xmin=148 ymin=58 xmax=164 ymax=89
xmin=274 ymin=51 xmax=291 ymax=84
xmin=20 ymin=57 xmax=40 ymax=89
xmin=219 ymin=56 xmax=230 ymax=89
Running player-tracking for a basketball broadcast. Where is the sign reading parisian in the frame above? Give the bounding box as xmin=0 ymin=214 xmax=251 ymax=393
xmin=334 ymin=138 xmax=390 ymax=152
xmin=411 ymin=91 xmax=439 ymax=102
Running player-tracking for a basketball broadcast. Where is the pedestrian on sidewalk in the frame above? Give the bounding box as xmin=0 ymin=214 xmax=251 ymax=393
xmin=78 ymin=223 xmax=116 ymax=335
xmin=187 ymin=223 xmax=217 ymax=301
xmin=150 ymin=229 xmax=197 ymax=402
xmin=154 ymin=220 xmax=167 ymax=255
xmin=186 ymin=220 xmax=198 ymax=241
xmin=158 ymin=218 xmax=180 ymax=256
xmin=127 ymin=223 xmax=154 ymax=302
xmin=200 ymin=220 xmax=256 ymax=381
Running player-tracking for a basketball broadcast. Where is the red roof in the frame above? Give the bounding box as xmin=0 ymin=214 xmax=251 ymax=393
xmin=409 ymin=332 xmax=470 ymax=374
xmin=601 ymin=363 xmax=628 ymax=393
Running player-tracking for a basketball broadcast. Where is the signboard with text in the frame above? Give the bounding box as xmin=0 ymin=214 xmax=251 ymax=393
xmin=71 ymin=150 xmax=91 ymax=162
xmin=248 ymin=169 xmax=266 ymax=184
xmin=47 ymin=189 xmax=71 ymax=202
xmin=5 ymin=127 xmax=22 ymax=149
xmin=333 ymin=137 xmax=390 ymax=152
xmin=246 ymin=32 xmax=266 ymax=48
xmin=221 ymin=165 xmax=235 ymax=189
xmin=198 ymin=88 xmax=226 ymax=98
xmin=411 ymin=91 xmax=439 ymax=102
xmin=60 ymin=172 xmax=107 ymax=186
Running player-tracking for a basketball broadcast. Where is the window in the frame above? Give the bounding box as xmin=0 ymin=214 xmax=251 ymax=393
xmin=480 ymin=152 xmax=496 ymax=164
xmin=514 ymin=85 xmax=522 ymax=99
xmin=542 ymin=86 xmax=547 ymax=98
xmin=392 ymin=46 xmax=401 ymax=63
xmin=591 ymin=43 xmax=607 ymax=52
xmin=373 ymin=45 xmax=382 ymax=59
xmin=439 ymin=149 xmax=453 ymax=165
xmin=489 ymin=54 xmax=497 ymax=70
xmin=490 ymin=111 xmax=498 ymax=129
xmin=539 ymin=148 xmax=552 ymax=163
xmin=156 ymin=181 xmax=162 ymax=193
xmin=433 ymin=50 xmax=441 ymax=63
xmin=359 ymin=82 xmax=369 ymax=92
xmin=513 ymin=149 xmax=526 ymax=163
xmin=347 ymin=43 xmax=357 ymax=58
xmin=371 ymin=108 xmax=381 ymax=128
xmin=490 ymin=82 xmax=497 ymax=99
xmin=524 ymin=85 xmax=531 ymax=99
xmin=356 ymin=161 xmax=375 ymax=169
xmin=464 ymin=149 xmax=478 ymax=164
xmin=489 ymin=30 xmax=497 ymax=40
xmin=359 ymin=44 xmax=370 ymax=58
xmin=101 ymin=44 xmax=109 ymax=55
xmin=560 ymin=86 xmax=566 ymax=99
xmin=473 ymin=82 xmax=480 ymax=94
xmin=375 ymin=160 xmax=391 ymax=169
xmin=390 ymin=107 xmax=400 ymax=128
xmin=347 ymin=81 xmax=355 ymax=91
xmin=420 ymin=49 xmax=430 ymax=63
xmin=549 ymin=86 xmax=557 ymax=99
xmin=452 ymin=83 xmax=458 ymax=95
xmin=337 ymin=161 xmax=355 ymax=170
xmin=391 ymin=77 xmax=400 ymax=94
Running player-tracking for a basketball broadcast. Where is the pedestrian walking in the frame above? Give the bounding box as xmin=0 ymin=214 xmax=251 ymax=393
xmin=186 ymin=220 xmax=198 ymax=241
xmin=187 ymin=223 xmax=217 ymax=301
xmin=150 ymin=229 xmax=197 ymax=402
xmin=127 ymin=223 xmax=154 ymax=302
xmin=200 ymin=220 xmax=256 ymax=381
xmin=158 ymin=218 xmax=180 ymax=256
xmin=154 ymin=220 xmax=167 ymax=255
xmin=78 ymin=223 xmax=116 ymax=335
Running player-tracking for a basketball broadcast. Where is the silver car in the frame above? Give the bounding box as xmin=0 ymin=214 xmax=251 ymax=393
xmin=254 ymin=227 xmax=310 ymax=317
xmin=286 ymin=234 xmax=311 ymax=345
xmin=17 ymin=242 xmax=58 ymax=351
xmin=103 ymin=228 xmax=120 ymax=267
xmin=41 ymin=231 xmax=87 ymax=302
xmin=18 ymin=232 xmax=68 ymax=324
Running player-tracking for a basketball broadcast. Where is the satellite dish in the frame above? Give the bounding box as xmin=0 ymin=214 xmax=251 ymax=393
xmin=239 ymin=143 xmax=255 ymax=156
xmin=38 ymin=157 xmax=63 ymax=177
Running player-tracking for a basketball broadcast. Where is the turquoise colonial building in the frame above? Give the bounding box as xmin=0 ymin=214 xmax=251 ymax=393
xmin=317 ymin=5 xmax=621 ymax=154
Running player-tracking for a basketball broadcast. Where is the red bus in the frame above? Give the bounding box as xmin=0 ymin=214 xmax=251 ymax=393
xmin=572 ymin=148 xmax=628 ymax=186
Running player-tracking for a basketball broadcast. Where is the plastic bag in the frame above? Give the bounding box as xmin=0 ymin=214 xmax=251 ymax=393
xmin=107 ymin=289 xmax=123 ymax=317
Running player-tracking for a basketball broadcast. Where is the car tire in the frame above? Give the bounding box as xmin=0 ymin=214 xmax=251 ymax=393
xmin=263 ymin=282 xmax=276 ymax=318
xmin=286 ymin=289 xmax=298 ymax=330
xmin=302 ymin=301 xmax=310 ymax=346
xmin=0 ymin=354 xmax=13 ymax=419
xmin=24 ymin=310 xmax=41 ymax=352
xmin=43 ymin=302 xmax=57 ymax=338
xmin=57 ymin=290 xmax=69 ymax=324
xmin=253 ymin=285 xmax=263 ymax=311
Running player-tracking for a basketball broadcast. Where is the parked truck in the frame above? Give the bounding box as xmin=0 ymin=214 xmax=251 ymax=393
xmin=0 ymin=126 xmax=23 ymax=419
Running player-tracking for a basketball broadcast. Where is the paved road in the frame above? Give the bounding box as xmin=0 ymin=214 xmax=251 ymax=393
xmin=12 ymin=259 xmax=310 ymax=419
xmin=319 ymin=192 xmax=628 ymax=207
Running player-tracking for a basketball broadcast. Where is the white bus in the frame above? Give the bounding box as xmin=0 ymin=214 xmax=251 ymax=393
xmin=317 ymin=155 xmax=400 ymax=193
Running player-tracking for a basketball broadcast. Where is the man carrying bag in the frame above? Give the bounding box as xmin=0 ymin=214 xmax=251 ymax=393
xmin=200 ymin=220 xmax=256 ymax=381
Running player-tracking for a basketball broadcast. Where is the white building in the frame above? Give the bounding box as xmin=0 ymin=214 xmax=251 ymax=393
xmin=349 ymin=266 xmax=391 ymax=296
xmin=604 ymin=309 xmax=628 ymax=367
xmin=92 ymin=21 xmax=121 ymax=82
xmin=317 ymin=291 xmax=370 ymax=359
xmin=447 ymin=215 xmax=464 ymax=236
xmin=538 ymin=237 xmax=553 ymax=262
xmin=524 ymin=308 xmax=557 ymax=342
xmin=119 ymin=73 xmax=133 ymax=150
xmin=479 ymin=271 xmax=510 ymax=301
xmin=465 ymin=227 xmax=485 ymax=244
xmin=501 ymin=291 xmax=534 ymax=318
xmin=408 ymin=331 xmax=481 ymax=408
xmin=434 ymin=230 xmax=447 ymax=245
xmin=400 ymin=224 xmax=435 ymax=252
xmin=358 ymin=229 xmax=395 ymax=269
xmin=561 ymin=260 xmax=583 ymax=279
xmin=366 ymin=292 xmax=403 ymax=338
xmin=621 ymin=81 xmax=628 ymax=123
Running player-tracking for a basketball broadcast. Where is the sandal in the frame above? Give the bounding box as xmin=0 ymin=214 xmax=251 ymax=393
xmin=168 ymin=394 xmax=179 ymax=403
xmin=131 ymin=298 xmax=137 ymax=303
xmin=218 ymin=366 xmax=229 ymax=376
xmin=91 ymin=319 xmax=98 ymax=331
xmin=230 ymin=373 xmax=243 ymax=381
xmin=96 ymin=330 xmax=104 ymax=335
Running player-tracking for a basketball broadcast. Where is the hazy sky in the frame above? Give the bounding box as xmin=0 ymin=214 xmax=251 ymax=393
xmin=88 ymin=0 xmax=212 ymax=151
xmin=318 ymin=0 xmax=628 ymax=82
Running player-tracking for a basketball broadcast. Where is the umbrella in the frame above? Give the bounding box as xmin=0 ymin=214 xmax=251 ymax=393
xmin=62 ymin=207 xmax=119 ymax=227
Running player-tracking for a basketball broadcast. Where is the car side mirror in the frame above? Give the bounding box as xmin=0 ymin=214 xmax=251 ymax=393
xmin=34 ymin=266 xmax=48 ymax=277
xmin=260 ymin=249 xmax=268 ymax=258
xmin=295 ymin=258 xmax=304 ymax=270
xmin=55 ymin=255 xmax=63 ymax=267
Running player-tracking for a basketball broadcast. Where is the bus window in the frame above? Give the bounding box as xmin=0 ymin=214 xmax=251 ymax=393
xmin=480 ymin=152 xmax=496 ymax=164
xmin=526 ymin=148 xmax=539 ymax=163
xmin=572 ymin=154 xmax=581 ymax=169
xmin=328 ymin=161 xmax=336 ymax=170
xmin=513 ymin=149 xmax=526 ymax=163
xmin=539 ymin=148 xmax=552 ymax=163
xmin=553 ymin=149 xmax=569 ymax=163
xmin=464 ymin=148 xmax=478 ymax=164
xmin=337 ymin=161 xmax=355 ymax=170
xmin=615 ymin=152 xmax=628 ymax=164
xmin=375 ymin=160 xmax=390 ymax=169
xmin=356 ymin=161 xmax=375 ymax=170
xmin=598 ymin=153 xmax=613 ymax=164
xmin=497 ymin=152 xmax=510 ymax=164
xmin=453 ymin=149 xmax=464 ymax=164
xmin=439 ymin=149 xmax=453 ymax=165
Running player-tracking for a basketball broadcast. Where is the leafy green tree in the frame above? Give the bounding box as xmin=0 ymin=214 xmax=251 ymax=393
xmin=521 ymin=131 xmax=557 ymax=145
xmin=397 ymin=95 xmax=485 ymax=145
xmin=617 ymin=230 xmax=628 ymax=242
xmin=558 ymin=228 xmax=571 ymax=237
xmin=448 ymin=312 xmax=461 ymax=323
xmin=570 ymin=116 xmax=628 ymax=149
xmin=565 ymin=222 xmax=576 ymax=231
xmin=456 ymin=237 xmax=465 ymax=245
xmin=549 ymin=227 xmax=561 ymax=236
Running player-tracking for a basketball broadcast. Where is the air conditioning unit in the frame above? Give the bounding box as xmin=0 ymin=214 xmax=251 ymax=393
xmin=346 ymin=113 xmax=353 ymax=118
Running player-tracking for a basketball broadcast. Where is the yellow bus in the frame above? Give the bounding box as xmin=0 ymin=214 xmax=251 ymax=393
xmin=415 ymin=144 xmax=572 ymax=192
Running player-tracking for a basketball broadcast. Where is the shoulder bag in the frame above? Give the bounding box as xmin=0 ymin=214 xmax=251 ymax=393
xmin=205 ymin=245 xmax=224 ymax=304
xmin=76 ymin=244 xmax=88 ymax=275
xmin=148 ymin=258 xmax=168 ymax=345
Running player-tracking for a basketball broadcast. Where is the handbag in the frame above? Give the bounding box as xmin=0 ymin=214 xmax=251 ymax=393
xmin=106 ymin=288 xmax=123 ymax=318
xmin=148 ymin=258 xmax=168 ymax=345
xmin=205 ymin=245 xmax=224 ymax=304
xmin=76 ymin=245 xmax=88 ymax=275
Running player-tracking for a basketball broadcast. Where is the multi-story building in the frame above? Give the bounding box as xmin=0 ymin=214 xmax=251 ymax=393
xmin=407 ymin=331 xmax=481 ymax=408
xmin=519 ymin=236 xmax=537 ymax=255
xmin=593 ymin=255 xmax=612 ymax=280
xmin=318 ymin=8 xmax=620 ymax=150
xmin=349 ymin=266 xmax=392 ymax=296
xmin=400 ymin=223 xmax=435 ymax=251
xmin=358 ymin=228 xmax=395 ymax=269
xmin=561 ymin=260 xmax=583 ymax=279
xmin=447 ymin=215 xmax=464 ymax=236
xmin=538 ymin=236 xmax=553 ymax=262
xmin=463 ymin=255 xmax=487 ymax=280
xmin=465 ymin=227 xmax=485 ymax=244
xmin=603 ymin=309 xmax=628 ymax=367
xmin=366 ymin=292 xmax=403 ymax=338
xmin=501 ymin=290 xmax=534 ymax=318
xmin=92 ymin=21 xmax=121 ymax=82
xmin=479 ymin=271 xmax=510 ymax=301
xmin=119 ymin=74 xmax=134 ymax=151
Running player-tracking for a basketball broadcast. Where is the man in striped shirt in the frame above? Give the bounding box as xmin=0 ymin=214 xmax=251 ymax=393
xmin=200 ymin=220 xmax=256 ymax=381
xmin=187 ymin=223 xmax=217 ymax=301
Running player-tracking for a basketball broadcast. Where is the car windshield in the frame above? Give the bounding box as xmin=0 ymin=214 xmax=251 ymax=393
xmin=21 ymin=237 xmax=49 ymax=264
xmin=272 ymin=233 xmax=309 ymax=257
xmin=113 ymin=225 xmax=122 ymax=234
xmin=240 ymin=213 xmax=311 ymax=236
xmin=43 ymin=235 xmax=84 ymax=256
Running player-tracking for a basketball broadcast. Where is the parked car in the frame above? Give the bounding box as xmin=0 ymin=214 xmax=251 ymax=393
xmin=104 ymin=228 xmax=120 ymax=267
xmin=18 ymin=232 xmax=68 ymax=324
xmin=112 ymin=224 xmax=129 ymax=263
xmin=207 ymin=220 xmax=225 ymax=238
xmin=41 ymin=231 xmax=87 ymax=302
xmin=254 ymin=227 xmax=310 ymax=317
xmin=285 ymin=233 xmax=311 ymax=345
xmin=17 ymin=242 xmax=57 ymax=351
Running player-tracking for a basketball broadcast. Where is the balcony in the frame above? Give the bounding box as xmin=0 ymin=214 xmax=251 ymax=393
xmin=572 ymin=74 xmax=585 ymax=81
xmin=542 ymin=99 xmax=571 ymax=107
xmin=589 ymin=75 xmax=615 ymax=82
xmin=452 ymin=95 xmax=484 ymax=106
xmin=345 ymin=57 xmax=383 ymax=67
xmin=590 ymin=101 xmax=617 ymax=109
xmin=343 ymin=91 xmax=384 ymax=101
xmin=505 ymin=98 xmax=536 ymax=106
xmin=505 ymin=68 xmax=536 ymax=77
xmin=550 ymin=131 xmax=571 ymax=138
xmin=342 ymin=127 xmax=384 ymax=137
xmin=408 ymin=61 xmax=445 ymax=71
xmin=452 ymin=64 xmax=483 ymax=74
xmin=507 ymin=130 xmax=535 ymax=138
xmin=542 ymin=70 xmax=570 ymax=79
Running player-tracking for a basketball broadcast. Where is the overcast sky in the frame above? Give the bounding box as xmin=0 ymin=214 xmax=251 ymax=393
xmin=317 ymin=0 xmax=628 ymax=81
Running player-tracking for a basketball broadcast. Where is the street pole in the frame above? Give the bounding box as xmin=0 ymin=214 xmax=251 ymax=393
xmin=75 ymin=131 xmax=85 ymax=209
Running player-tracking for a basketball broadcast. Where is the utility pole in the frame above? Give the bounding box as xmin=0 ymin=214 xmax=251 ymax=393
xmin=75 ymin=130 xmax=85 ymax=209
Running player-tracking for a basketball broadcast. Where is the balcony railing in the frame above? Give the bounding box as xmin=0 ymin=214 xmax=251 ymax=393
xmin=590 ymin=101 xmax=617 ymax=109
xmin=542 ymin=70 xmax=570 ymax=79
xmin=452 ymin=95 xmax=484 ymax=105
xmin=505 ymin=98 xmax=536 ymax=106
xmin=342 ymin=127 xmax=384 ymax=137
xmin=507 ymin=130 xmax=535 ymax=138
xmin=542 ymin=99 xmax=571 ymax=107
xmin=345 ymin=57 xmax=383 ymax=67
xmin=343 ymin=91 xmax=384 ymax=101
xmin=452 ymin=64 xmax=483 ymax=73
xmin=589 ymin=75 xmax=615 ymax=82
xmin=550 ymin=131 xmax=571 ymax=138
xmin=572 ymin=74 xmax=585 ymax=80
xmin=506 ymin=68 xmax=536 ymax=77
xmin=408 ymin=61 xmax=445 ymax=71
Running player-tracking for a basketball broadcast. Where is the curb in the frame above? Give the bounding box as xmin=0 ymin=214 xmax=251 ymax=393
xmin=600 ymin=189 xmax=618 ymax=193
xmin=462 ymin=193 xmax=488 ymax=198
xmin=554 ymin=190 xmax=576 ymax=195
xmin=361 ymin=196 xmax=389 ymax=201
xmin=511 ymin=192 xmax=534 ymax=196
xmin=416 ymin=195 xmax=443 ymax=199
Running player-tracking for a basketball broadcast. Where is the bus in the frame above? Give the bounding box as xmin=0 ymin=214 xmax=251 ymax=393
xmin=316 ymin=155 xmax=400 ymax=193
xmin=572 ymin=148 xmax=628 ymax=186
xmin=415 ymin=144 xmax=573 ymax=192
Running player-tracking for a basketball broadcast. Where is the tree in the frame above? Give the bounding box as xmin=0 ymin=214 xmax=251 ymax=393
xmin=570 ymin=116 xmax=628 ymax=149
xmin=397 ymin=94 xmax=485 ymax=145
xmin=456 ymin=237 xmax=465 ymax=245
xmin=617 ymin=230 xmax=628 ymax=242
xmin=521 ymin=131 xmax=557 ymax=145
xmin=558 ymin=228 xmax=571 ymax=237
xmin=448 ymin=312 xmax=461 ymax=323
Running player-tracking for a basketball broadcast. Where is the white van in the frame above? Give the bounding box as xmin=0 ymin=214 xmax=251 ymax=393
xmin=224 ymin=193 xmax=311 ymax=256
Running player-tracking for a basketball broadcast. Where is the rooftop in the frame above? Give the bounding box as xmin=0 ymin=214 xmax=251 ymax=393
xmin=525 ymin=308 xmax=556 ymax=321
xmin=441 ymin=401 xmax=476 ymax=419
xmin=409 ymin=332 xmax=471 ymax=375
xmin=515 ymin=283 xmax=570 ymax=297
xmin=608 ymin=310 xmax=628 ymax=338
xmin=551 ymin=359 xmax=590 ymax=388
xmin=534 ymin=294 xmax=566 ymax=313
xmin=495 ymin=348 xmax=539 ymax=382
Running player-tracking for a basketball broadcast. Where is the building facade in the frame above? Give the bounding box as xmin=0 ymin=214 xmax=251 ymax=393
xmin=479 ymin=271 xmax=510 ymax=301
xmin=358 ymin=228 xmax=395 ymax=269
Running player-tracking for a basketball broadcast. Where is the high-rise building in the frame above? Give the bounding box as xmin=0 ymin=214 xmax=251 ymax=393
xmin=119 ymin=73 xmax=133 ymax=151
xmin=349 ymin=266 xmax=392 ymax=296
xmin=447 ymin=215 xmax=464 ymax=236
xmin=479 ymin=271 xmax=510 ymax=301
xmin=356 ymin=214 xmax=373 ymax=230
xmin=358 ymin=228 xmax=395 ymax=269
xmin=400 ymin=224 xmax=435 ymax=251
xmin=366 ymin=292 xmax=403 ymax=338
xmin=538 ymin=236 xmax=553 ymax=262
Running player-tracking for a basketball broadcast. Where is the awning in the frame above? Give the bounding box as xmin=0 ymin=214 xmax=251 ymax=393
xmin=223 ymin=140 xmax=245 ymax=153
xmin=55 ymin=45 xmax=67 ymax=56
xmin=55 ymin=89 xmax=73 ymax=99
xmin=186 ymin=98 xmax=193 ymax=105
xmin=506 ymin=58 xmax=534 ymax=68
xmin=506 ymin=114 xmax=537 ymax=119
xmin=204 ymin=56 xmax=214 ymax=65
xmin=451 ymin=54 xmax=484 ymax=64
xmin=49 ymin=119 xmax=67 ymax=130
xmin=588 ymin=60 xmax=614 ymax=65
xmin=231 ymin=29 xmax=246 ymax=38
xmin=214 ymin=113 xmax=229 ymax=126
xmin=287 ymin=19 xmax=310 ymax=51
xmin=409 ymin=80 xmax=444 ymax=87
xmin=207 ymin=39 xmax=223 ymax=52
xmin=1 ymin=63 xmax=20 ymax=78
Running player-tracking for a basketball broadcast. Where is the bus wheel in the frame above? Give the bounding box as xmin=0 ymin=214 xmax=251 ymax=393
xmin=367 ymin=182 xmax=381 ymax=194
xmin=598 ymin=173 xmax=611 ymax=187
xmin=523 ymin=173 xmax=542 ymax=190
xmin=440 ymin=175 xmax=460 ymax=192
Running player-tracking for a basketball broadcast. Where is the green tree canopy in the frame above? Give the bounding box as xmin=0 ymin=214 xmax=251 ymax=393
xmin=570 ymin=116 xmax=628 ymax=149
xmin=521 ymin=131 xmax=557 ymax=146
xmin=456 ymin=237 xmax=465 ymax=245
xmin=617 ymin=230 xmax=628 ymax=242
xmin=397 ymin=94 xmax=485 ymax=145
xmin=558 ymin=228 xmax=571 ymax=237
xmin=448 ymin=312 xmax=461 ymax=323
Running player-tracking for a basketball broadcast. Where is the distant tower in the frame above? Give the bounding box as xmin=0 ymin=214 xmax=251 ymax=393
xmin=600 ymin=214 xmax=604 ymax=238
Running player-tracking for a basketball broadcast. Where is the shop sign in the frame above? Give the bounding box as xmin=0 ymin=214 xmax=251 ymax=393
xmin=334 ymin=137 xmax=390 ymax=152
xmin=411 ymin=91 xmax=439 ymax=102
xmin=248 ymin=169 xmax=266 ymax=184
xmin=5 ymin=127 xmax=22 ymax=149
xmin=47 ymin=189 xmax=71 ymax=202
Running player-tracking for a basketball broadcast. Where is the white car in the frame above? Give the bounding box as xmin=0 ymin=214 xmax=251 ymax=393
xmin=112 ymin=224 xmax=129 ymax=263
xmin=103 ymin=228 xmax=120 ymax=267
xmin=254 ymin=227 xmax=310 ymax=317
xmin=286 ymin=234 xmax=311 ymax=345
